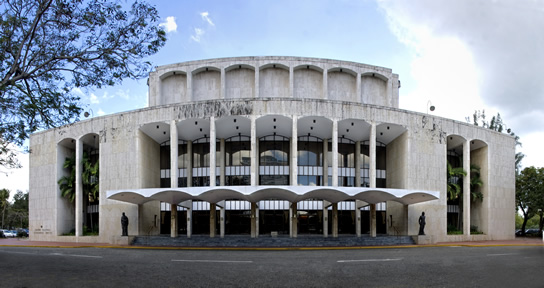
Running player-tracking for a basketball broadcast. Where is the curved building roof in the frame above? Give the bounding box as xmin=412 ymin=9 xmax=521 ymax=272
xmin=107 ymin=186 xmax=439 ymax=206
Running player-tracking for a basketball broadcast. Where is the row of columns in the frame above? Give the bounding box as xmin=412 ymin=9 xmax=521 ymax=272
xmin=155 ymin=65 xmax=394 ymax=105
xmin=166 ymin=117 xmax=379 ymax=238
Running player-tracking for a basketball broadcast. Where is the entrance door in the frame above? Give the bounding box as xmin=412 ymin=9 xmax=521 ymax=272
xmin=298 ymin=210 xmax=322 ymax=234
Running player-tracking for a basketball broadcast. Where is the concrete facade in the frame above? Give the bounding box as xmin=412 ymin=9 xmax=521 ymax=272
xmin=29 ymin=57 xmax=516 ymax=244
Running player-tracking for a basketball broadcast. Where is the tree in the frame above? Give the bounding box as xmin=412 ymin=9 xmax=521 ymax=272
xmin=0 ymin=188 xmax=10 ymax=228
xmin=57 ymin=151 xmax=99 ymax=232
xmin=0 ymin=0 xmax=167 ymax=168
xmin=470 ymin=164 xmax=483 ymax=201
xmin=516 ymin=166 xmax=544 ymax=236
xmin=10 ymin=190 xmax=28 ymax=228
xmin=469 ymin=110 xmax=525 ymax=174
xmin=57 ymin=154 xmax=76 ymax=202
xmin=447 ymin=162 xmax=466 ymax=201
xmin=81 ymin=152 xmax=99 ymax=202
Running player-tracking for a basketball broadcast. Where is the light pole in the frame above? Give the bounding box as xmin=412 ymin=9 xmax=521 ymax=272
xmin=427 ymin=101 xmax=435 ymax=114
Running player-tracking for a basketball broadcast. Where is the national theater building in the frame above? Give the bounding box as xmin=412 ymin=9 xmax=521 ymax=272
xmin=29 ymin=56 xmax=515 ymax=244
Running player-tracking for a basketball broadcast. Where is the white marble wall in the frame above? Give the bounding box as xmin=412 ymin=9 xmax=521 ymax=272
xmin=29 ymin=95 xmax=515 ymax=243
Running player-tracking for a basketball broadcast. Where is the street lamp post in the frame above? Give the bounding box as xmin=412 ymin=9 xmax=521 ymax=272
xmin=427 ymin=101 xmax=435 ymax=114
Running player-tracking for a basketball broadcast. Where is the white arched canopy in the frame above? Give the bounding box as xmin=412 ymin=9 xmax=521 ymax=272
xmin=108 ymin=186 xmax=439 ymax=206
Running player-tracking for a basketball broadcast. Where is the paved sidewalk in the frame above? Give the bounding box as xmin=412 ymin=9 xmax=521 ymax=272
xmin=1 ymin=236 xmax=543 ymax=249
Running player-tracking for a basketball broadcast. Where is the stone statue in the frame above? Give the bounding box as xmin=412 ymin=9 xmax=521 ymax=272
xmin=121 ymin=212 xmax=129 ymax=236
xmin=418 ymin=212 xmax=426 ymax=235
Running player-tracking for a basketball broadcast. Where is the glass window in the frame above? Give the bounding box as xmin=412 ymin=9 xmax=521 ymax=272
xmin=297 ymin=136 xmax=323 ymax=166
xmin=259 ymin=135 xmax=289 ymax=166
xmin=225 ymin=135 xmax=251 ymax=166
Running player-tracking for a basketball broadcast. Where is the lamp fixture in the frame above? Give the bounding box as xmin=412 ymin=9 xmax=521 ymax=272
xmin=427 ymin=100 xmax=435 ymax=114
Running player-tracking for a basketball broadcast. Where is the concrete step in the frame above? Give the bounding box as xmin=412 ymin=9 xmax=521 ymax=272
xmin=132 ymin=235 xmax=415 ymax=247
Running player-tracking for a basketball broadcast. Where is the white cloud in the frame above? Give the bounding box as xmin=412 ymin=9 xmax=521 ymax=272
xmin=72 ymin=87 xmax=85 ymax=97
xmin=89 ymin=93 xmax=100 ymax=104
xmin=0 ymin=145 xmax=29 ymax=200
xmin=190 ymin=28 xmax=205 ymax=42
xmin=116 ymin=89 xmax=130 ymax=100
xmin=97 ymin=108 xmax=106 ymax=116
xmin=200 ymin=12 xmax=215 ymax=26
xmin=102 ymin=91 xmax=113 ymax=100
xmin=160 ymin=16 xmax=177 ymax=33
xmin=378 ymin=0 xmax=544 ymax=167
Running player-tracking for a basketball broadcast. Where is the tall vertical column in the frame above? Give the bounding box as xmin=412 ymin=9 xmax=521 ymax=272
xmin=186 ymin=200 xmax=192 ymax=238
xmin=323 ymin=139 xmax=328 ymax=186
xmin=386 ymin=78 xmax=392 ymax=107
xmin=332 ymin=203 xmax=338 ymax=238
xmin=370 ymin=122 xmax=377 ymax=237
xmin=355 ymin=141 xmax=361 ymax=237
xmin=170 ymin=205 xmax=177 ymax=238
xmin=356 ymin=200 xmax=362 ymax=237
xmin=356 ymin=73 xmax=362 ymax=103
xmin=323 ymin=69 xmax=328 ymax=99
xmin=187 ymin=71 xmax=193 ymax=101
xmin=370 ymin=204 xmax=377 ymax=237
xmin=463 ymin=139 xmax=471 ymax=236
xmin=370 ymin=122 xmax=376 ymax=188
xmin=220 ymin=139 xmax=225 ymax=186
xmin=251 ymin=202 xmax=257 ymax=238
xmin=291 ymin=116 xmax=298 ymax=185
xmin=186 ymin=141 xmax=192 ymax=238
xmin=187 ymin=141 xmax=193 ymax=187
xmin=289 ymin=66 xmax=294 ymax=98
xmin=210 ymin=203 xmax=216 ymax=238
xmin=256 ymin=206 xmax=259 ymax=236
xmin=250 ymin=115 xmax=257 ymax=186
xmin=75 ymin=138 xmax=83 ymax=237
xmin=323 ymin=200 xmax=330 ymax=237
xmin=332 ymin=120 xmax=338 ymax=187
xmin=220 ymin=68 xmax=225 ymax=99
xmin=170 ymin=121 xmax=179 ymax=237
xmin=209 ymin=116 xmax=216 ymax=187
xmin=254 ymin=67 xmax=260 ymax=98
xmin=220 ymin=202 xmax=225 ymax=238
xmin=290 ymin=202 xmax=298 ymax=238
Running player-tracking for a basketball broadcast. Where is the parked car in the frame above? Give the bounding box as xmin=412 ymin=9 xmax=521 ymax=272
xmin=16 ymin=229 xmax=28 ymax=237
xmin=1 ymin=229 xmax=15 ymax=237
xmin=0 ymin=230 xmax=5 ymax=238
xmin=515 ymin=229 xmax=523 ymax=236
xmin=525 ymin=228 xmax=541 ymax=236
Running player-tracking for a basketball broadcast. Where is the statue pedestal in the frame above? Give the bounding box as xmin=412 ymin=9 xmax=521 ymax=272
xmin=412 ymin=235 xmax=434 ymax=245
xmin=111 ymin=235 xmax=135 ymax=246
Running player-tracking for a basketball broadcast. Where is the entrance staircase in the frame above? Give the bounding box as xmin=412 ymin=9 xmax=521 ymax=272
xmin=132 ymin=234 xmax=415 ymax=247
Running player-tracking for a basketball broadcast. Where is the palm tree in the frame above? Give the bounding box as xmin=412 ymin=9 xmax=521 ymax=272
xmin=58 ymin=155 xmax=76 ymax=202
xmin=58 ymin=152 xmax=99 ymax=203
xmin=470 ymin=164 xmax=483 ymax=201
xmin=447 ymin=162 xmax=466 ymax=201
xmin=57 ymin=151 xmax=100 ymax=234
xmin=81 ymin=152 xmax=99 ymax=202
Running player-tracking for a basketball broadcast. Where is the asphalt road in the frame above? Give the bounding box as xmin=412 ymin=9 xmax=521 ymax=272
xmin=1 ymin=245 xmax=543 ymax=287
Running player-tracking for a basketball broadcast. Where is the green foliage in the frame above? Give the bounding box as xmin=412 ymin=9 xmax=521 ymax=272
xmin=447 ymin=162 xmax=466 ymax=201
xmin=447 ymin=224 xmax=463 ymax=235
xmin=0 ymin=0 xmax=166 ymax=167
xmin=57 ymin=151 xmax=98 ymax=203
xmin=516 ymin=166 xmax=544 ymax=234
xmin=517 ymin=213 xmax=541 ymax=229
xmin=469 ymin=110 xmax=525 ymax=174
xmin=470 ymin=164 xmax=483 ymax=201
xmin=81 ymin=152 xmax=99 ymax=202
xmin=7 ymin=190 xmax=28 ymax=228
xmin=0 ymin=188 xmax=9 ymax=228
xmin=57 ymin=154 xmax=76 ymax=202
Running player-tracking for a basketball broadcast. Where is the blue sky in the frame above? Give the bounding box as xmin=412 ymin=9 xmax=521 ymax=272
xmin=3 ymin=0 xmax=544 ymax=196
